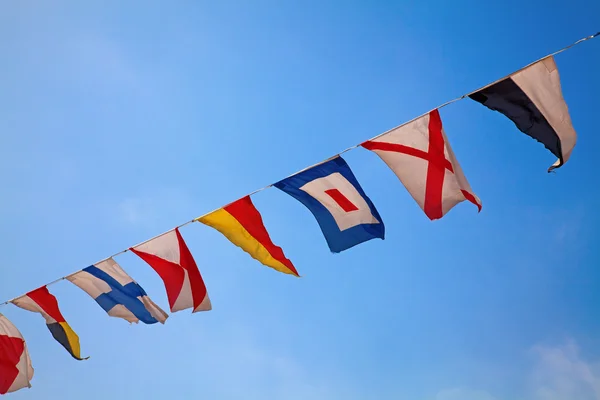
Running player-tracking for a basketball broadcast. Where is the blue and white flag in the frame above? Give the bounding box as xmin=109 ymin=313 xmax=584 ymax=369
xmin=67 ymin=258 xmax=168 ymax=324
xmin=274 ymin=156 xmax=384 ymax=253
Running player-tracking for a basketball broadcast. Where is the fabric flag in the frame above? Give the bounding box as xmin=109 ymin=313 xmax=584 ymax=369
xmin=11 ymin=286 xmax=87 ymax=361
xmin=469 ymin=56 xmax=576 ymax=171
xmin=67 ymin=258 xmax=168 ymax=324
xmin=362 ymin=109 xmax=481 ymax=220
xmin=274 ymin=156 xmax=384 ymax=253
xmin=0 ymin=314 xmax=34 ymax=394
xmin=197 ymin=196 xmax=299 ymax=276
xmin=130 ymin=228 xmax=211 ymax=313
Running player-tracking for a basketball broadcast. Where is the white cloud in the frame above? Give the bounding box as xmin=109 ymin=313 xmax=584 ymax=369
xmin=435 ymin=387 xmax=497 ymax=400
xmin=434 ymin=340 xmax=600 ymax=400
xmin=64 ymin=35 xmax=141 ymax=90
xmin=116 ymin=187 xmax=195 ymax=228
xmin=193 ymin=323 xmax=354 ymax=400
xmin=118 ymin=197 xmax=153 ymax=225
xmin=530 ymin=340 xmax=600 ymax=400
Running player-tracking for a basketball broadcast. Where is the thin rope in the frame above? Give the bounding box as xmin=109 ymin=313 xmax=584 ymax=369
xmin=0 ymin=30 xmax=597 ymax=308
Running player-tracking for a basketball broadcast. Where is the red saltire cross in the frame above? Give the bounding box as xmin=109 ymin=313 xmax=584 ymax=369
xmin=361 ymin=109 xmax=480 ymax=220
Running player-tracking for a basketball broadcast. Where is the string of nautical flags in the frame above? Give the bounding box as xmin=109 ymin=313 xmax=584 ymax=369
xmin=0 ymin=30 xmax=598 ymax=395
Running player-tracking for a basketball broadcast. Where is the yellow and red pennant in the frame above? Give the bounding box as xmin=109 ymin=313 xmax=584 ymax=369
xmin=197 ymin=196 xmax=299 ymax=276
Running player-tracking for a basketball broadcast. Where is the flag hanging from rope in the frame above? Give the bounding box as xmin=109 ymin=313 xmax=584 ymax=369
xmin=469 ymin=56 xmax=577 ymax=171
xmin=130 ymin=228 xmax=211 ymax=313
xmin=0 ymin=314 xmax=34 ymax=394
xmin=67 ymin=258 xmax=168 ymax=324
xmin=197 ymin=196 xmax=299 ymax=276
xmin=274 ymin=156 xmax=384 ymax=253
xmin=362 ymin=109 xmax=481 ymax=220
xmin=12 ymin=287 xmax=87 ymax=361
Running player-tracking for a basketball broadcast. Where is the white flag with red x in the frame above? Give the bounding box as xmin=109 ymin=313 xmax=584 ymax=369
xmin=362 ymin=109 xmax=481 ymax=220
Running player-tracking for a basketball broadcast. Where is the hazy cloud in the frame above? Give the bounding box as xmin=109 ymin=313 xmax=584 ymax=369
xmin=435 ymin=387 xmax=497 ymax=400
xmin=64 ymin=35 xmax=140 ymax=89
xmin=435 ymin=340 xmax=600 ymax=400
xmin=196 ymin=323 xmax=355 ymax=400
xmin=530 ymin=340 xmax=600 ymax=400
xmin=116 ymin=187 xmax=195 ymax=228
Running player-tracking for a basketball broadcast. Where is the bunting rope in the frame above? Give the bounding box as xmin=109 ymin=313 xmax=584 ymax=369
xmin=0 ymin=30 xmax=598 ymax=308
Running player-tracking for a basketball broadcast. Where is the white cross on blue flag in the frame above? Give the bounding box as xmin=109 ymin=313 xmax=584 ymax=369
xmin=68 ymin=258 xmax=168 ymax=324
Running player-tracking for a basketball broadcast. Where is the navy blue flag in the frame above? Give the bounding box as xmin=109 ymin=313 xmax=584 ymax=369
xmin=469 ymin=56 xmax=577 ymax=171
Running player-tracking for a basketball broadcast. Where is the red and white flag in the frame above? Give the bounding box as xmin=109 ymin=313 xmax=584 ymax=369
xmin=0 ymin=314 xmax=34 ymax=394
xmin=362 ymin=110 xmax=481 ymax=220
xmin=130 ymin=228 xmax=211 ymax=313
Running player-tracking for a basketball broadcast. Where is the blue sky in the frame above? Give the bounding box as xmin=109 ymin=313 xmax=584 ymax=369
xmin=0 ymin=1 xmax=599 ymax=399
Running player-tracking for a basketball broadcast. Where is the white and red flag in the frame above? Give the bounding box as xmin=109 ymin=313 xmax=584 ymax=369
xmin=130 ymin=228 xmax=211 ymax=313
xmin=362 ymin=109 xmax=481 ymax=220
xmin=0 ymin=313 xmax=34 ymax=394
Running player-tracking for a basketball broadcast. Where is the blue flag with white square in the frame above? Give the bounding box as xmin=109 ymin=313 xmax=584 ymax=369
xmin=274 ymin=156 xmax=384 ymax=253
